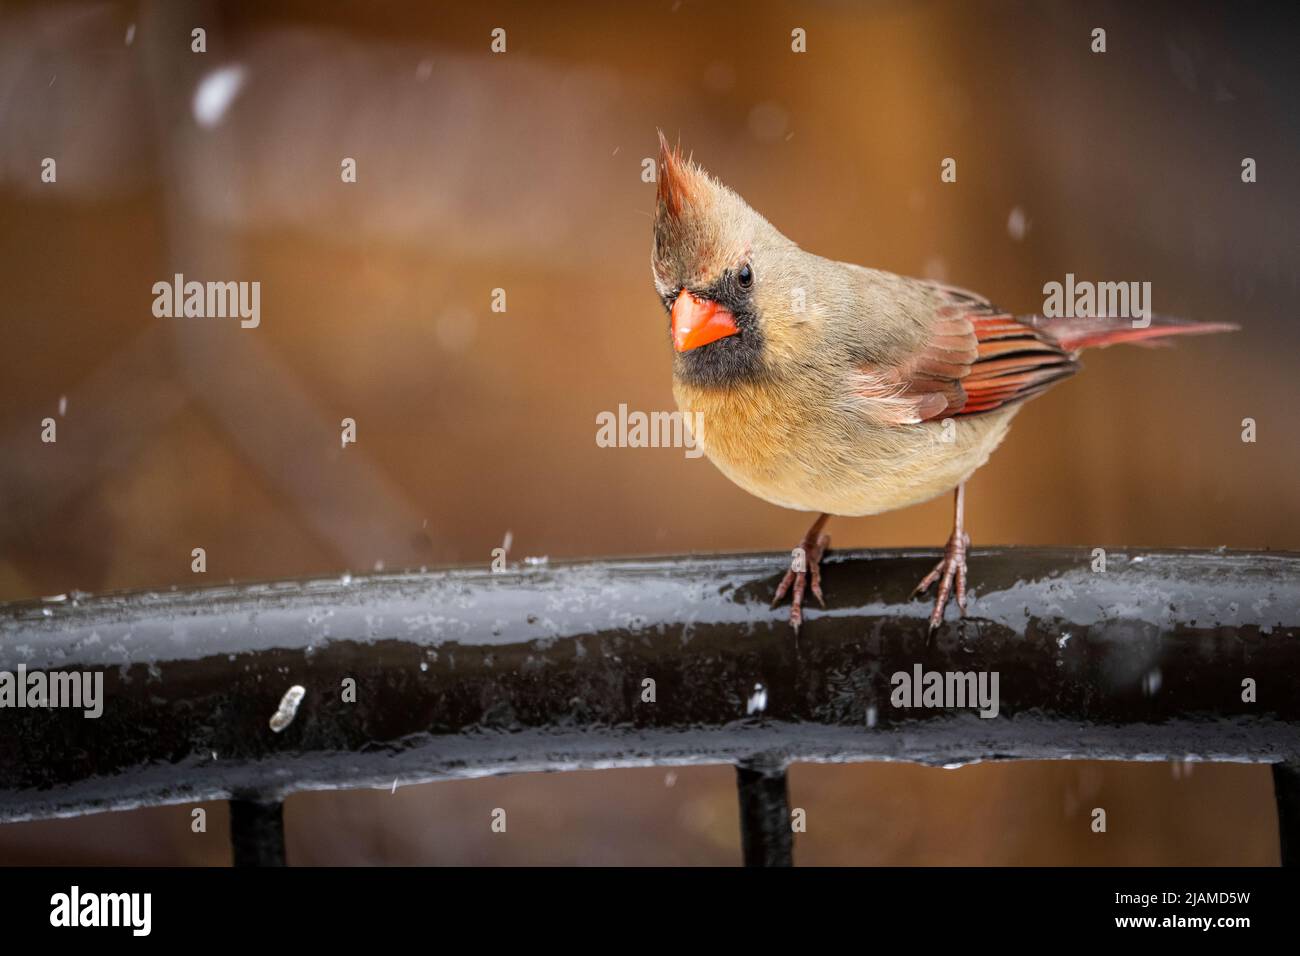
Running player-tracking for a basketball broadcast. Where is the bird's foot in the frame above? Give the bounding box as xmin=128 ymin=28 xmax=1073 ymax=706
xmin=772 ymin=515 xmax=831 ymax=633
xmin=912 ymin=528 xmax=970 ymax=631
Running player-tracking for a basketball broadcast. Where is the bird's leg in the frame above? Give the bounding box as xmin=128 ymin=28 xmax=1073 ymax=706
xmin=771 ymin=513 xmax=831 ymax=633
xmin=912 ymin=483 xmax=970 ymax=631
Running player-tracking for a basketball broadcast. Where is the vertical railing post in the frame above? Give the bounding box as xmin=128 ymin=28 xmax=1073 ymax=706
xmin=735 ymin=759 xmax=793 ymax=867
xmin=229 ymin=794 xmax=287 ymax=867
xmin=1272 ymin=761 xmax=1300 ymax=867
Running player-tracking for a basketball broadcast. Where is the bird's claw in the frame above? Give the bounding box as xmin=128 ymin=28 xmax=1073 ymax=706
xmin=913 ymin=530 xmax=970 ymax=631
xmin=772 ymin=531 xmax=830 ymax=633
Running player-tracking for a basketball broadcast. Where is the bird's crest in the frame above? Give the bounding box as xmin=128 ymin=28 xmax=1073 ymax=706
xmin=651 ymin=132 xmax=754 ymax=290
xmin=656 ymin=129 xmax=700 ymax=221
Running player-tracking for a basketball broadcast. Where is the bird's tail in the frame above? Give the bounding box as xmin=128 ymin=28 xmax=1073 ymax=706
xmin=1031 ymin=313 xmax=1239 ymax=353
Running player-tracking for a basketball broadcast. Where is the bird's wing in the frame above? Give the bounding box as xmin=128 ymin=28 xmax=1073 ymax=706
xmin=853 ymin=284 xmax=1078 ymax=425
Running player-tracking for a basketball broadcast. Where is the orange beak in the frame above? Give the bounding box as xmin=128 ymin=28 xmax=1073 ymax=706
xmin=671 ymin=290 xmax=739 ymax=352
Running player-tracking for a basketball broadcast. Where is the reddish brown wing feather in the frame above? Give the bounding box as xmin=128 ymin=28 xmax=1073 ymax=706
xmin=956 ymin=311 xmax=1079 ymax=415
xmin=876 ymin=293 xmax=1078 ymax=422
xmin=858 ymin=284 xmax=1235 ymax=425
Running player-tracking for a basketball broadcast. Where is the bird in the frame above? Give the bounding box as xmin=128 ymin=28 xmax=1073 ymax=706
xmin=649 ymin=131 xmax=1237 ymax=632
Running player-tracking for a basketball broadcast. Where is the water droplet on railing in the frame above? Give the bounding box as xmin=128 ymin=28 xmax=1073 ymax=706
xmin=269 ymin=685 xmax=306 ymax=733
xmin=1141 ymin=668 xmax=1162 ymax=696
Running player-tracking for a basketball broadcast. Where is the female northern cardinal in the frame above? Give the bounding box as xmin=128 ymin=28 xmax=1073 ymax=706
xmin=650 ymin=132 xmax=1236 ymax=632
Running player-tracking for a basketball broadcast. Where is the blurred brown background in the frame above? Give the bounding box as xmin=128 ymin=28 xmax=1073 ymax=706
xmin=0 ymin=0 xmax=1295 ymax=864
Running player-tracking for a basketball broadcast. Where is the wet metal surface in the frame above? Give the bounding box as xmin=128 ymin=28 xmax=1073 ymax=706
xmin=1 ymin=548 xmax=1297 ymax=823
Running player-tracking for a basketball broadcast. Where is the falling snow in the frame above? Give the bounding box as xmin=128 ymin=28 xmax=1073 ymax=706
xmin=1007 ymin=206 xmax=1029 ymax=241
xmin=192 ymin=66 xmax=248 ymax=129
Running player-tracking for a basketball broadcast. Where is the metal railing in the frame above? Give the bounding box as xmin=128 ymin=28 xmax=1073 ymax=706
xmin=2 ymin=547 xmax=1297 ymax=866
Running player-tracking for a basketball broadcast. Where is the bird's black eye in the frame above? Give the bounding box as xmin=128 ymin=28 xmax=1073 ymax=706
xmin=737 ymin=263 xmax=753 ymax=288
